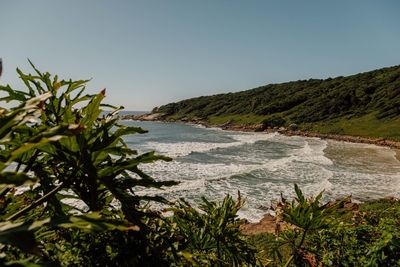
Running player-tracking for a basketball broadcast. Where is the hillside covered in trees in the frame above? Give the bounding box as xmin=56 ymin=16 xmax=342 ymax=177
xmin=154 ymin=65 xmax=400 ymax=140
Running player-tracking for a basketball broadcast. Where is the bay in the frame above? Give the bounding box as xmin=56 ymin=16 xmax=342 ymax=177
xmin=123 ymin=120 xmax=400 ymax=222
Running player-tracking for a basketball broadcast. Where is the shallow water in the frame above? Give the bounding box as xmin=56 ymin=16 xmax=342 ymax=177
xmin=123 ymin=120 xmax=400 ymax=222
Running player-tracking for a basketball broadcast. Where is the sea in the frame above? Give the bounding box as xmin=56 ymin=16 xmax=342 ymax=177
xmin=121 ymin=114 xmax=400 ymax=222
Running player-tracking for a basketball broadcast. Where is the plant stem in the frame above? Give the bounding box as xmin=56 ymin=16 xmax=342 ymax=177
xmin=217 ymin=238 xmax=221 ymax=267
xmin=298 ymin=229 xmax=307 ymax=249
xmin=0 ymin=187 xmax=11 ymax=198
xmin=283 ymin=229 xmax=308 ymax=267
xmin=7 ymin=183 xmax=64 ymax=221
xmin=283 ymin=255 xmax=294 ymax=267
xmin=23 ymin=149 xmax=39 ymax=172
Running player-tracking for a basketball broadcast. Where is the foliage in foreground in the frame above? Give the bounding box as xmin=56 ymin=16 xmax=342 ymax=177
xmin=249 ymin=187 xmax=400 ymax=267
xmin=0 ymin=63 xmax=258 ymax=266
xmin=170 ymin=194 xmax=258 ymax=266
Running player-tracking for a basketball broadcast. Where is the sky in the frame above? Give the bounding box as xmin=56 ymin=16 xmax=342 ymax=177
xmin=1 ymin=1 xmax=400 ymax=111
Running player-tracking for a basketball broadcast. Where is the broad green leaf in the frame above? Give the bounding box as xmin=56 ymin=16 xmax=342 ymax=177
xmin=10 ymin=135 xmax=64 ymax=161
xmin=0 ymin=172 xmax=37 ymax=186
xmin=0 ymin=85 xmax=29 ymax=102
xmin=55 ymin=212 xmax=140 ymax=232
xmin=81 ymin=89 xmax=105 ymax=127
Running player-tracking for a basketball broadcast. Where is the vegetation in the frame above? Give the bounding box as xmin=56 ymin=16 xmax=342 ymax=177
xmin=154 ymin=65 xmax=400 ymax=140
xmin=169 ymin=195 xmax=258 ymax=266
xmin=0 ymin=63 xmax=258 ymax=266
xmin=249 ymin=189 xmax=400 ymax=266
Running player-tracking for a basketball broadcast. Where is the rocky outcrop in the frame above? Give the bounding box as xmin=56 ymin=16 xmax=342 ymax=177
xmin=288 ymin=123 xmax=298 ymax=131
xmin=240 ymin=214 xmax=278 ymax=235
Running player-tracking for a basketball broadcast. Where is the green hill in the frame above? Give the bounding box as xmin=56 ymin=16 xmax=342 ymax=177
xmin=154 ymin=65 xmax=400 ymax=140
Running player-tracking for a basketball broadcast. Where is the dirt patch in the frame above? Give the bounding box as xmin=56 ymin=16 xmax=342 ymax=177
xmin=240 ymin=214 xmax=279 ymax=235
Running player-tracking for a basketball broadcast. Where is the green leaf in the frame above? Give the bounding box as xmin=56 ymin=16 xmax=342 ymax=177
xmin=10 ymin=135 xmax=64 ymax=161
xmin=0 ymin=172 xmax=37 ymax=186
xmin=81 ymin=89 xmax=105 ymax=126
xmin=55 ymin=212 xmax=140 ymax=232
xmin=4 ymin=258 xmax=43 ymax=267
xmin=113 ymin=125 xmax=148 ymax=137
xmin=0 ymin=218 xmax=50 ymax=255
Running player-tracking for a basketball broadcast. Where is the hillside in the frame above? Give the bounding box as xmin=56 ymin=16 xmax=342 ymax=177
xmin=154 ymin=65 xmax=400 ymax=140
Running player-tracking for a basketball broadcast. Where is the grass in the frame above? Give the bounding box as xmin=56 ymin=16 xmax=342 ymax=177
xmin=305 ymin=113 xmax=400 ymax=141
xmin=166 ymin=111 xmax=400 ymax=141
xmin=204 ymin=112 xmax=400 ymax=141
xmin=166 ymin=113 xmax=184 ymax=121
xmin=208 ymin=114 xmax=266 ymax=125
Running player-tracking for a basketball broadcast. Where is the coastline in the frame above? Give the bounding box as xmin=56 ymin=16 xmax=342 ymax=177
xmin=121 ymin=114 xmax=400 ymax=150
xmin=122 ymin=115 xmax=400 ymax=235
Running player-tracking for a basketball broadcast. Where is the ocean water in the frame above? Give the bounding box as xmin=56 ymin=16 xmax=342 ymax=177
xmin=123 ymin=120 xmax=400 ymax=222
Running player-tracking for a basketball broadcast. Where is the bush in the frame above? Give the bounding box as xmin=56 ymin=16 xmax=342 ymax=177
xmin=170 ymin=194 xmax=259 ymax=266
xmin=262 ymin=116 xmax=286 ymax=128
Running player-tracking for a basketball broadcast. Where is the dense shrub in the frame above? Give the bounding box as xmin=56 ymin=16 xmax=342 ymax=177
xmin=262 ymin=116 xmax=287 ymax=128
xmin=252 ymin=186 xmax=400 ymax=266
xmin=156 ymin=65 xmax=400 ymax=125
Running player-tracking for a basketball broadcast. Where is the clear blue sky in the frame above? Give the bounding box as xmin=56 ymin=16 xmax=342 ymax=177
xmin=1 ymin=1 xmax=399 ymax=111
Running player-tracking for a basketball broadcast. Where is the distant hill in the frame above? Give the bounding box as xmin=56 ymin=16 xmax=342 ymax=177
xmin=154 ymin=66 xmax=400 ymax=140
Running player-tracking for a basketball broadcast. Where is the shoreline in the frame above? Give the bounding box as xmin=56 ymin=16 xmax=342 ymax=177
xmin=122 ymin=115 xmax=400 ymax=234
xmin=122 ymin=115 xmax=400 ymax=151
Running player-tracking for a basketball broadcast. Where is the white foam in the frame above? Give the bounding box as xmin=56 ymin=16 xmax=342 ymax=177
xmin=127 ymin=124 xmax=400 ymax=223
xmin=139 ymin=160 xmax=263 ymax=182
xmin=262 ymin=156 xmax=295 ymax=171
xmin=142 ymin=132 xmax=277 ymax=158
xmin=229 ymin=132 xmax=279 ymax=143
xmin=137 ymin=177 xmax=207 ymax=196
xmin=143 ymin=141 xmax=239 ymax=157
xmin=290 ymin=140 xmax=333 ymax=166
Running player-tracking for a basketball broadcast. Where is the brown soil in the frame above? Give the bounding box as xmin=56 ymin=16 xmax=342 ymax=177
xmin=240 ymin=214 xmax=278 ymax=235
xmin=240 ymin=200 xmax=361 ymax=235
